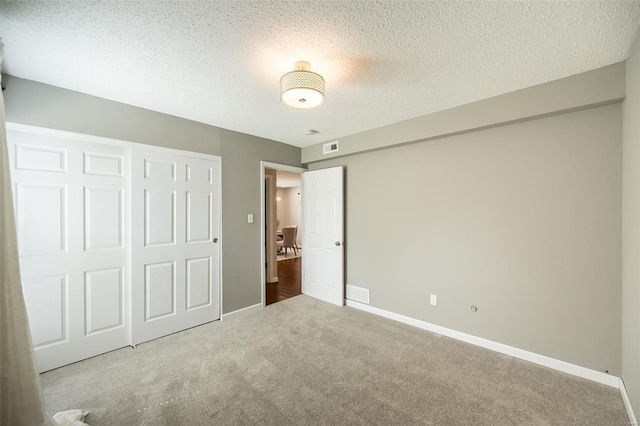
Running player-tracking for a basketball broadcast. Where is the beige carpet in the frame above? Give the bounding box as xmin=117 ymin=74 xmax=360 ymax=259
xmin=41 ymin=295 xmax=629 ymax=425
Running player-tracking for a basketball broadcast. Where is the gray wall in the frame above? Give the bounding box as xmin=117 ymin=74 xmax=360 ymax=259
xmin=310 ymin=104 xmax=622 ymax=374
xmin=622 ymin=33 xmax=640 ymax=414
xmin=2 ymin=75 xmax=302 ymax=314
xmin=302 ymin=63 xmax=625 ymax=164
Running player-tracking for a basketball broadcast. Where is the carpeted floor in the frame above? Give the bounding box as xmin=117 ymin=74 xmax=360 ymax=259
xmin=41 ymin=295 xmax=629 ymax=425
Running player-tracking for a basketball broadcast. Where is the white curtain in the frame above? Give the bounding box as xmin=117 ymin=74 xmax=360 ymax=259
xmin=0 ymin=44 xmax=57 ymax=426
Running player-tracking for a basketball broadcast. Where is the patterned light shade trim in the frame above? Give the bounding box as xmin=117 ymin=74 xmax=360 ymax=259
xmin=280 ymin=62 xmax=325 ymax=109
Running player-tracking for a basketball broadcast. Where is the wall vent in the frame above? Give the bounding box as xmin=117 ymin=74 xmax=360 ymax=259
xmin=323 ymin=141 xmax=339 ymax=155
xmin=346 ymin=284 xmax=370 ymax=304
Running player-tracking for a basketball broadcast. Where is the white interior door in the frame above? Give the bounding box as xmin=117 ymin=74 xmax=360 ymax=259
xmin=7 ymin=129 xmax=130 ymax=372
xmin=302 ymin=166 xmax=344 ymax=306
xmin=132 ymin=149 xmax=221 ymax=345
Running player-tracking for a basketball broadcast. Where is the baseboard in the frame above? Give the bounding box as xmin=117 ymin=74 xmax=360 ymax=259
xmin=345 ymin=300 xmax=620 ymax=388
xmin=620 ymin=378 xmax=638 ymax=425
xmin=221 ymin=303 xmax=262 ymax=321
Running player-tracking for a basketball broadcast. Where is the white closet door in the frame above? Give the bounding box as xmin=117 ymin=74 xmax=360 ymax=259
xmin=131 ymin=149 xmax=221 ymax=345
xmin=7 ymin=129 xmax=130 ymax=373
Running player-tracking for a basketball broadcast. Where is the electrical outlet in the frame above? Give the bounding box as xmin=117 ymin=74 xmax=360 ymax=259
xmin=430 ymin=294 xmax=438 ymax=306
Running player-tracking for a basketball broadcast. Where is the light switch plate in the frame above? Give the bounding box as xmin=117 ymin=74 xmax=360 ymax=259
xmin=248 ymin=214 xmax=254 ymax=223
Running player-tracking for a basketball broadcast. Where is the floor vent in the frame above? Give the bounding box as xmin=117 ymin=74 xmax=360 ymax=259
xmin=346 ymin=285 xmax=370 ymax=304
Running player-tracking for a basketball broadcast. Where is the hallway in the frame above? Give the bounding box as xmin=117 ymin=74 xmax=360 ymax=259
xmin=266 ymin=258 xmax=301 ymax=305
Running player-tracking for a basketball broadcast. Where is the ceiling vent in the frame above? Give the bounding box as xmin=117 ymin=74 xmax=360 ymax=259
xmin=323 ymin=141 xmax=339 ymax=155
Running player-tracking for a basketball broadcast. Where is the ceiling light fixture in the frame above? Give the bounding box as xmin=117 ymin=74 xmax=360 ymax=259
xmin=280 ymin=61 xmax=325 ymax=109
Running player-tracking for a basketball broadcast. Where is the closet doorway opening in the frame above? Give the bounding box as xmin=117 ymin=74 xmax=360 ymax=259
xmin=260 ymin=162 xmax=306 ymax=307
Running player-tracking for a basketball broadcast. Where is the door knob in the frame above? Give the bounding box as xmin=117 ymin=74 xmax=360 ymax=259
xmin=335 ymin=241 xmax=341 ymax=246
xmin=213 ymin=238 xmax=219 ymax=243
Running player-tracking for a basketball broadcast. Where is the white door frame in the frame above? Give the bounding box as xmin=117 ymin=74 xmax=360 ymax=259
xmin=259 ymin=161 xmax=307 ymax=308
xmin=264 ymin=173 xmax=277 ymax=283
xmin=7 ymin=122 xmax=223 ymax=348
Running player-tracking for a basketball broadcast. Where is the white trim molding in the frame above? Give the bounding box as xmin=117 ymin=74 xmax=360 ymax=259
xmin=345 ymin=300 xmax=620 ymax=388
xmin=221 ymin=303 xmax=262 ymax=322
xmin=620 ymin=378 xmax=638 ymax=426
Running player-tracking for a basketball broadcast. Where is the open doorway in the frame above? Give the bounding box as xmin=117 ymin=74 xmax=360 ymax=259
xmin=260 ymin=162 xmax=306 ymax=307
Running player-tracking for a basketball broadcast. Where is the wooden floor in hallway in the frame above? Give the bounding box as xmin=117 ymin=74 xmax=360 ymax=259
xmin=266 ymin=257 xmax=301 ymax=305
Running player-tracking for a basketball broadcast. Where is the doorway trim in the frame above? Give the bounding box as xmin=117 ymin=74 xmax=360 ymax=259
xmin=260 ymin=161 xmax=307 ymax=308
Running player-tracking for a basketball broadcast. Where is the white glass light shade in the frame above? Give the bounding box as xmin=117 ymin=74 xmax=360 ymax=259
xmin=280 ymin=62 xmax=325 ymax=109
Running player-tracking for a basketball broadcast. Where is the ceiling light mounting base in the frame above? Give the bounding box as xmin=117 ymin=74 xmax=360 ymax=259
xmin=294 ymin=61 xmax=311 ymax=71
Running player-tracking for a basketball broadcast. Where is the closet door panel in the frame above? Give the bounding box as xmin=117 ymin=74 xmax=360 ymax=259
xmin=132 ymin=150 xmax=220 ymax=345
xmin=7 ymin=128 xmax=130 ymax=372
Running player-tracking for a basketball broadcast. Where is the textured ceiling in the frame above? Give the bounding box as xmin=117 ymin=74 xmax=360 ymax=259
xmin=1 ymin=1 xmax=639 ymax=148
